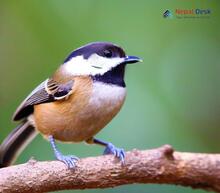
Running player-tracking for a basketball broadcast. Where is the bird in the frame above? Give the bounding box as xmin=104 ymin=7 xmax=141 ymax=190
xmin=0 ymin=42 xmax=142 ymax=169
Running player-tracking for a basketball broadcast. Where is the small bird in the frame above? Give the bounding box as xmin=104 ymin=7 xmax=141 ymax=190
xmin=0 ymin=42 xmax=141 ymax=168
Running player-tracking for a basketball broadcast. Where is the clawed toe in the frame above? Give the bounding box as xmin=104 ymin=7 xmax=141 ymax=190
xmin=49 ymin=135 xmax=79 ymax=169
xmin=57 ymin=155 xmax=79 ymax=169
xmin=104 ymin=143 xmax=125 ymax=164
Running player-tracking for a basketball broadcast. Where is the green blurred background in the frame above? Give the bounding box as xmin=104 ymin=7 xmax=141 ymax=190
xmin=0 ymin=0 xmax=220 ymax=192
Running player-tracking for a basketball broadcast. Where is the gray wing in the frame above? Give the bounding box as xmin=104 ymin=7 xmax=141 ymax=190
xmin=13 ymin=79 xmax=74 ymax=121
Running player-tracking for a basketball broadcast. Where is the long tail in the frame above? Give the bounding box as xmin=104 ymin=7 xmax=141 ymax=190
xmin=0 ymin=121 xmax=37 ymax=168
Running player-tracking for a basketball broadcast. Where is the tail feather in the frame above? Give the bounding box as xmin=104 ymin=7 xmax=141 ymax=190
xmin=0 ymin=121 xmax=37 ymax=168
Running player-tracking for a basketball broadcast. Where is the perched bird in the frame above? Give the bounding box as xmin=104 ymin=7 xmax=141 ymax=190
xmin=0 ymin=42 xmax=141 ymax=168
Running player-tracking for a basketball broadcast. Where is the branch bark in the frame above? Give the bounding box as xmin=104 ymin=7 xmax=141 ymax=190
xmin=0 ymin=145 xmax=220 ymax=193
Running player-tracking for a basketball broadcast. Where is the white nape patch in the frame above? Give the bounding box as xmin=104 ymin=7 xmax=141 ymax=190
xmin=89 ymin=82 xmax=126 ymax=108
xmin=63 ymin=54 xmax=124 ymax=76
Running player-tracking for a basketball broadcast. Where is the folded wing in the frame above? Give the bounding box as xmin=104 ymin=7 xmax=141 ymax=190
xmin=13 ymin=79 xmax=74 ymax=121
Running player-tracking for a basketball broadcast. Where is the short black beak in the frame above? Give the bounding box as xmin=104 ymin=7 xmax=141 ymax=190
xmin=122 ymin=55 xmax=142 ymax=64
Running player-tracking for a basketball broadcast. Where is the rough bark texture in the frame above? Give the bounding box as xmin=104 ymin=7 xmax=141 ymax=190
xmin=0 ymin=145 xmax=220 ymax=193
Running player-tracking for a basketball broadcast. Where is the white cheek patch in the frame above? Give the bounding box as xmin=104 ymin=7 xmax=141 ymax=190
xmin=63 ymin=54 xmax=124 ymax=76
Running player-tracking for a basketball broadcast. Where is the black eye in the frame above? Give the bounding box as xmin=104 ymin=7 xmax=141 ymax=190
xmin=103 ymin=50 xmax=112 ymax=58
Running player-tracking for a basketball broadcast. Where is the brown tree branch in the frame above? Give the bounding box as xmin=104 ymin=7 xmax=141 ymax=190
xmin=0 ymin=145 xmax=220 ymax=193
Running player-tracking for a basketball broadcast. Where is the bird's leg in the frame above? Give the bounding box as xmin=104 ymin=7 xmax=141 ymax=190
xmin=86 ymin=137 xmax=125 ymax=164
xmin=48 ymin=135 xmax=78 ymax=169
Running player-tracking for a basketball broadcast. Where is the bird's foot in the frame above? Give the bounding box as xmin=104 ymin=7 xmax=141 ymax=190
xmin=48 ymin=135 xmax=79 ymax=169
xmin=56 ymin=153 xmax=79 ymax=169
xmin=103 ymin=143 xmax=125 ymax=164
